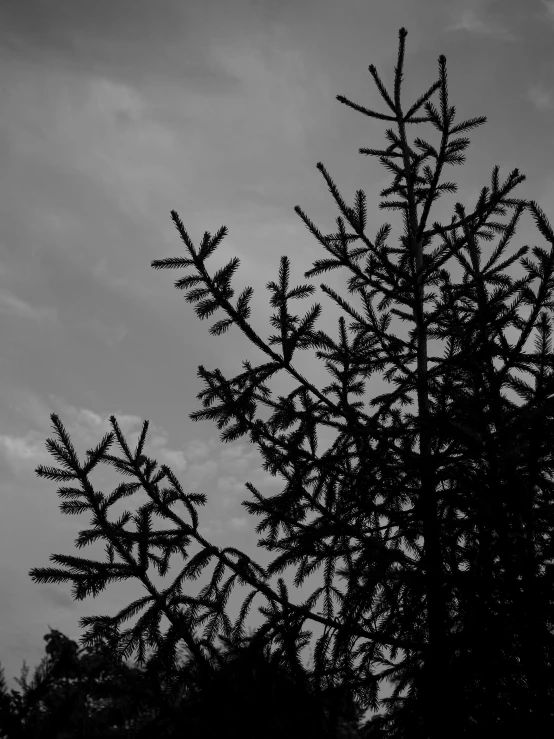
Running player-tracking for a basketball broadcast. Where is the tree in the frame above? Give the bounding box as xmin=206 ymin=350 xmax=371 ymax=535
xmin=153 ymin=628 xmax=362 ymax=739
xmin=28 ymin=26 xmax=554 ymax=737
xmin=0 ymin=626 xmax=175 ymax=738
xmin=0 ymin=626 xmax=360 ymax=739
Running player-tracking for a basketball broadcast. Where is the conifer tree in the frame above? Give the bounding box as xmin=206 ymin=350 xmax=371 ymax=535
xmin=29 ymin=27 xmax=554 ymax=737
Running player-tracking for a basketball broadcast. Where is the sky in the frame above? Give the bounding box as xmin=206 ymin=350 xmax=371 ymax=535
xmin=1 ymin=0 xmax=554 ymax=718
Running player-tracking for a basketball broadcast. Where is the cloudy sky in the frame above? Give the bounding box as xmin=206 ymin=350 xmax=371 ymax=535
xmin=1 ymin=0 xmax=553 ymax=714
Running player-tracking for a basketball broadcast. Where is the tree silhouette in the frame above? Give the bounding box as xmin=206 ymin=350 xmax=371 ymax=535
xmin=27 ymin=27 xmax=554 ymax=737
xmin=153 ymin=628 xmax=364 ymax=739
xmin=0 ymin=626 xmax=362 ymax=738
xmin=0 ymin=626 xmax=174 ymax=737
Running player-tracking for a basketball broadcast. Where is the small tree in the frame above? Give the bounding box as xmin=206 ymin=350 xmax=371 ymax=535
xmin=29 ymin=27 xmax=554 ymax=737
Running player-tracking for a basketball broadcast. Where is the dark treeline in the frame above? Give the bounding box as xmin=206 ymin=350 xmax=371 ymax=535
xmin=0 ymin=625 xmax=373 ymax=738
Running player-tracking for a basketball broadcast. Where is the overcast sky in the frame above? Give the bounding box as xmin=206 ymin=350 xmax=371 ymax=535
xmin=1 ymin=0 xmax=553 ymax=715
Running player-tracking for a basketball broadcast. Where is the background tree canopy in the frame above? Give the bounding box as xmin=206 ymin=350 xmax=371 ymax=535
xmin=0 ymin=625 xmax=365 ymax=737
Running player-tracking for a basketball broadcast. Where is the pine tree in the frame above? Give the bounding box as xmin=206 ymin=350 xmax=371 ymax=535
xmin=29 ymin=27 xmax=554 ymax=737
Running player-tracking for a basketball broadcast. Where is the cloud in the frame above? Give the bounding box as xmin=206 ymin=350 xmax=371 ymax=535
xmin=52 ymin=77 xmax=184 ymax=220
xmin=543 ymin=0 xmax=554 ymax=22
xmin=0 ymin=289 xmax=58 ymax=323
xmin=197 ymin=514 xmax=249 ymax=538
xmin=0 ymin=392 xmax=189 ymax=477
xmin=445 ymin=4 xmax=516 ymax=40
xmin=184 ymin=459 xmax=219 ymax=490
xmin=528 ymin=86 xmax=553 ymax=111
xmin=228 ymin=517 xmax=248 ymax=530
xmin=37 ymin=586 xmax=77 ymax=610
xmin=208 ymin=34 xmax=319 ymax=145
xmin=184 ymin=438 xmax=219 ymax=461
xmin=0 ymin=0 xmax=196 ymax=87
xmin=91 ymin=257 xmax=136 ymax=294
xmin=82 ymin=316 xmax=128 ymax=347
xmin=0 ymin=433 xmax=51 ymax=474
xmin=217 ymin=476 xmax=250 ymax=509
xmin=5 ymin=391 xmax=56 ymax=434
xmin=2 ymin=390 xmax=286 ymax=532
xmin=219 ymin=443 xmax=259 ymax=475
xmin=156 ymin=447 xmax=187 ymax=473
xmin=4 ymin=72 xmax=185 ymax=228
xmin=47 ymin=398 xmax=142 ymax=447
xmin=85 ymin=78 xmax=146 ymax=124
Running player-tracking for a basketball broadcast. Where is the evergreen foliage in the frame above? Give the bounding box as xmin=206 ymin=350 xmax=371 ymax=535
xmin=26 ymin=27 xmax=554 ymax=737
xmin=0 ymin=626 xmax=362 ymax=738
xmin=0 ymin=626 xmax=164 ymax=737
